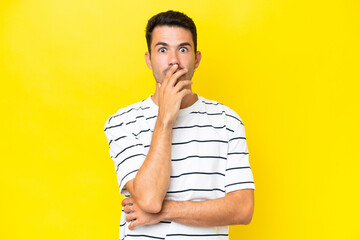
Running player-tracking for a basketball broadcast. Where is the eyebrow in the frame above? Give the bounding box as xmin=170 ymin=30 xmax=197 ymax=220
xmin=154 ymin=42 xmax=192 ymax=48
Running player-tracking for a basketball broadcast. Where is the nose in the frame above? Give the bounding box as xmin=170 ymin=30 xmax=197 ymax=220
xmin=168 ymin=49 xmax=180 ymax=66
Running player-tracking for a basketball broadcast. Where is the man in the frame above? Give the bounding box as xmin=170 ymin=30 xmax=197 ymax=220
xmin=104 ymin=10 xmax=255 ymax=240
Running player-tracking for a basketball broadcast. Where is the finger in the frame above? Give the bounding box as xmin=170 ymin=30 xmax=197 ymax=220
xmin=173 ymin=80 xmax=193 ymax=93
xmin=129 ymin=219 xmax=142 ymax=230
xmin=123 ymin=205 xmax=133 ymax=214
xmin=126 ymin=213 xmax=136 ymax=222
xmin=163 ymin=64 xmax=179 ymax=86
xmin=122 ymin=197 xmax=134 ymax=207
xmin=178 ymin=89 xmax=193 ymax=100
xmin=168 ymin=68 xmax=188 ymax=87
xmin=128 ymin=220 xmax=137 ymax=230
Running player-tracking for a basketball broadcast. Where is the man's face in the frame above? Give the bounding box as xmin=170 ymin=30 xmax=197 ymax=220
xmin=145 ymin=25 xmax=201 ymax=84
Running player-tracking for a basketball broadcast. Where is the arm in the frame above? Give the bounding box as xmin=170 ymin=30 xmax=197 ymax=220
xmin=123 ymin=189 xmax=254 ymax=229
xmin=124 ymin=118 xmax=172 ymax=213
xmin=124 ymin=64 xmax=193 ymax=213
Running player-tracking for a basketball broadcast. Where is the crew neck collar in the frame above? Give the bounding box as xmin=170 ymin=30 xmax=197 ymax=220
xmin=147 ymin=93 xmax=202 ymax=117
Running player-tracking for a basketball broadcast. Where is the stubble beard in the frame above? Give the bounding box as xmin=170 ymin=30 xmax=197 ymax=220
xmin=154 ymin=64 xmax=194 ymax=85
xmin=162 ymin=64 xmax=192 ymax=85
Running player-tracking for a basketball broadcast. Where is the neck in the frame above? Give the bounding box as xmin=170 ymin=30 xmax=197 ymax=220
xmin=151 ymin=86 xmax=198 ymax=109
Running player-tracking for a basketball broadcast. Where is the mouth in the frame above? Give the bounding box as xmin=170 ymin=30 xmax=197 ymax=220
xmin=164 ymin=64 xmax=184 ymax=75
xmin=177 ymin=66 xmax=184 ymax=72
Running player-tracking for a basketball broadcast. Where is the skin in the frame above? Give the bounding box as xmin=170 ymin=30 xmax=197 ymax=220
xmin=123 ymin=26 xmax=200 ymax=213
xmin=123 ymin=25 xmax=254 ymax=229
xmin=123 ymin=189 xmax=254 ymax=230
xmin=145 ymin=25 xmax=202 ymax=110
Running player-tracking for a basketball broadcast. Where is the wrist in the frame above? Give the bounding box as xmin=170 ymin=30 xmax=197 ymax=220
xmin=160 ymin=200 xmax=188 ymax=222
xmin=160 ymin=200 xmax=176 ymax=221
xmin=156 ymin=116 xmax=174 ymax=130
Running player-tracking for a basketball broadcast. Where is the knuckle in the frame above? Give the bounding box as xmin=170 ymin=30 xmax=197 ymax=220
xmin=169 ymin=76 xmax=176 ymax=83
xmin=184 ymin=80 xmax=192 ymax=86
xmin=183 ymin=90 xmax=191 ymax=96
xmin=166 ymin=72 xmax=174 ymax=79
xmin=177 ymin=81 xmax=185 ymax=87
xmin=175 ymin=81 xmax=185 ymax=89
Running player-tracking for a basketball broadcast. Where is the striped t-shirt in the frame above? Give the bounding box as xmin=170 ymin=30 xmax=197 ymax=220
xmin=104 ymin=94 xmax=255 ymax=240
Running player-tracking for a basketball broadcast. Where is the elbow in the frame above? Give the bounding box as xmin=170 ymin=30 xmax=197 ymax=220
xmin=230 ymin=189 xmax=255 ymax=225
xmin=235 ymin=204 xmax=254 ymax=225
xmin=243 ymin=205 xmax=254 ymax=225
xmin=137 ymin=197 xmax=163 ymax=213
xmin=131 ymin=180 xmax=164 ymax=213
xmin=242 ymin=211 xmax=253 ymax=225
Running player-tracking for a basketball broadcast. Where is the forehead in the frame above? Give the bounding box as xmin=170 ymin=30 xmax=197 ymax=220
xmin=151 ymin=25 xmax=194 ymax=48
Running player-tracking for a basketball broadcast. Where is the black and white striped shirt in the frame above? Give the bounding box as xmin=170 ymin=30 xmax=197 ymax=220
xmin=104 ymin=94 xmax=255 ymax=240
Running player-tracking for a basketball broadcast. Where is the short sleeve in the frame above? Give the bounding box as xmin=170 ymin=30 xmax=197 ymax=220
xmin=104 ymin=122 xmax=147 ymax=195
xmin=225 ymin=122 xmax=255 ymax=193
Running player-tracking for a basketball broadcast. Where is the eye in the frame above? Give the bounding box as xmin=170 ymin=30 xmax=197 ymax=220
xmin=179 ymin=47 xmax=188 ymax=52
xmin=159 ymin=48 xmax=167 ymax=53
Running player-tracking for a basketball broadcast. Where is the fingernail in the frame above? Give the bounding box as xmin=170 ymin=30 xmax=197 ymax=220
xmin=173 ymin=64 xmax=178 ymax=68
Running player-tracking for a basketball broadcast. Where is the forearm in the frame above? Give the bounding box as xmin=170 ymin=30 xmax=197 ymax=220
xmin=160 ymin=190 xmax=254 ymax=226
xmin=128 ymin=118 xmax=173 ymax=212
xmin=124 ymin=66 xmax=193 ymax=213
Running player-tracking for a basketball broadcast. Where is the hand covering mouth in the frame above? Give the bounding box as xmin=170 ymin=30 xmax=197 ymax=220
xmin=163 ymin=64 xmax=184 ymax=75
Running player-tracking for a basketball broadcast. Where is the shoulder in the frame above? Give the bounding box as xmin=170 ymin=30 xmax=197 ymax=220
xmin=199 ymin=95 xmax=244 ymax=126
xmin=104 ymin=97 xmax=149 ymax=131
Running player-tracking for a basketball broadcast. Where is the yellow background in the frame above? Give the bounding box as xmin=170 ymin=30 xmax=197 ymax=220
xmin=1 ymin=0 xmax=359 ymax=239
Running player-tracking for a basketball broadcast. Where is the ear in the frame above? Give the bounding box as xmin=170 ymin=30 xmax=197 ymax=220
xmin=194 ymin=51 xmax=202 ymax=69
xmin=145 ymin=52 xmax=152 ymax=70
